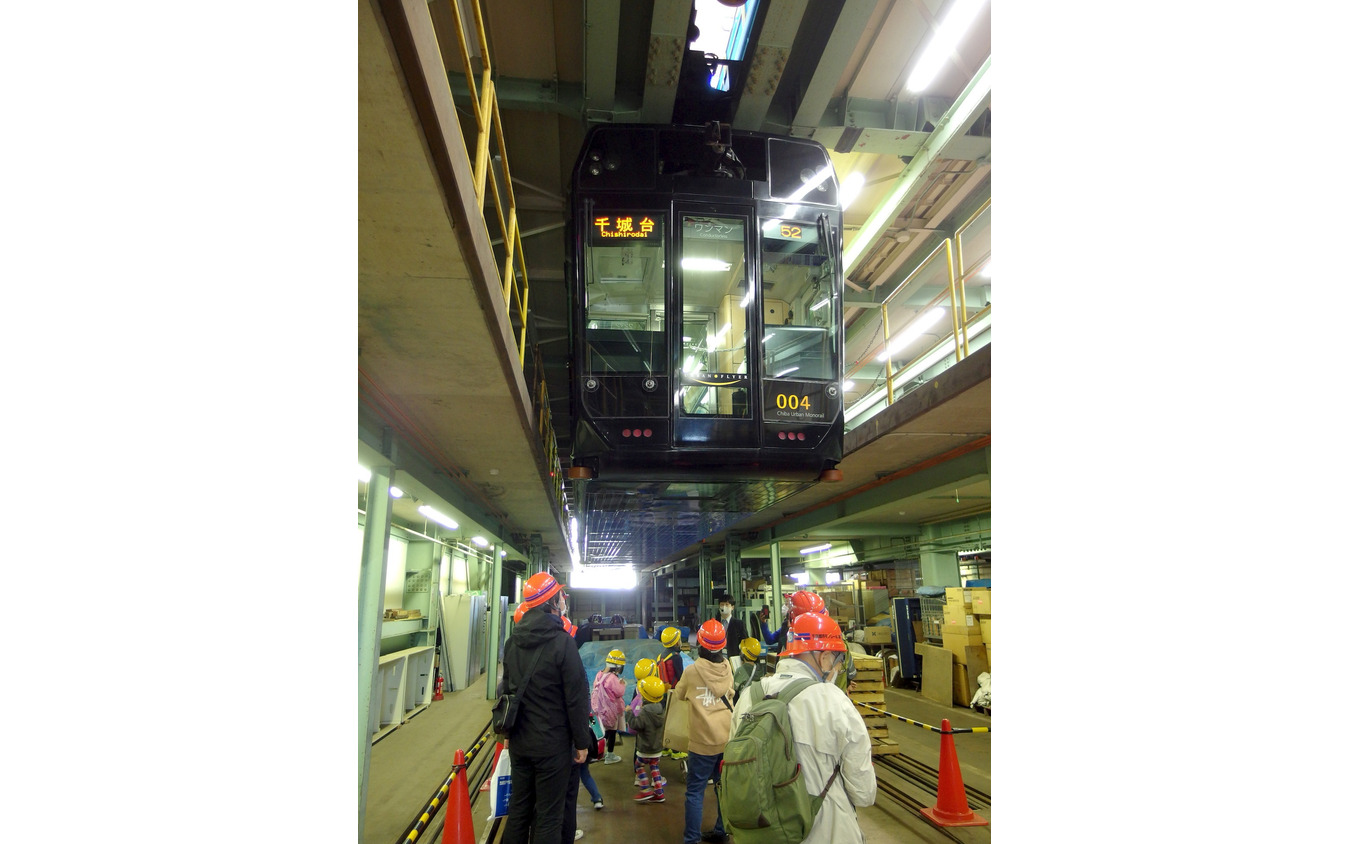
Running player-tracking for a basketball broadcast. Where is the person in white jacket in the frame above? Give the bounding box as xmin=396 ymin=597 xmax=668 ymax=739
xmin=729 ymin=611 xmax=876 ymax=844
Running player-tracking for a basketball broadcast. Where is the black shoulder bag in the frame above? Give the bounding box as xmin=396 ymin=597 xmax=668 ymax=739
xmin=492 ymin=645 xmax=547 ymax=735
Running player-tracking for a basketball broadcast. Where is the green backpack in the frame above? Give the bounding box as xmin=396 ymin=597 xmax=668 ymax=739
xmin=719 ymin=678 xmax=841 ymax=844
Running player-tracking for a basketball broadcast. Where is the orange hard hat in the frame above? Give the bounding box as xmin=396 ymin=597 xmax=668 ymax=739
xmin=782 ymin=612 xmax=846 ymax=656
xmin=521 ymin=572 xmax=562 ymax=609
xmin=786 ymin=590 xmax=826 ymax=621
xmin=696 ymin=619 xmax=727 ymax=651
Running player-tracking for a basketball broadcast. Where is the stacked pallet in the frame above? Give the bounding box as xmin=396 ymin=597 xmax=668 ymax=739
xmin=850 ymin=654 xmax=899 ymax=755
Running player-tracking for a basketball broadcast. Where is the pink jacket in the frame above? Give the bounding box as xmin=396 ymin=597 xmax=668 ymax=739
xmin=591 ymin=670 xmax=627 ymax=730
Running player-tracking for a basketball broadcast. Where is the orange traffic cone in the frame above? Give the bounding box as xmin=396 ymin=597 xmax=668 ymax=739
xmin=479 ymin=742 xmax=503 ymax=792
xmin=442 ymin=749 xmax=474 ymax=844
xmin=920 ymin=718 xmax=989 ymax=828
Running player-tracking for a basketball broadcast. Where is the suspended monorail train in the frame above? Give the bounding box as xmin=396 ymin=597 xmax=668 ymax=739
xmin=567 ymin=122 xmax=845 ymax=484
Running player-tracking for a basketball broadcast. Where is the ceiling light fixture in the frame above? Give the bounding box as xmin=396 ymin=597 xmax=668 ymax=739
xmin=418 ymin=505 xmax=458 ymax=530
xmin=840 ymin=172 xmax=865 ymax=210
xmin=875 ymin=307 xmax=947 ymax=362
xmin=357 ymin=465 xmax=371 ymax=483
xmin=389 ymin=486 xmax=403 ymax=498
xmin=842 ymin=380 xmax=855 ymax=390
xmin=905 ymin=0 xmax=988 ymax=93
xmin=800 ymin=542 xmax=832 ymax=555
xmin=472 ymin=536 xmax=489 ymax=547
xmin=681 ymin=257 xmax=731 ymax=272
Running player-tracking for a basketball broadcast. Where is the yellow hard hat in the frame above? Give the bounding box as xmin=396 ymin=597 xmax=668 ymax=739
xmin=739 ymin=637 xmax=762 ymax=662
xmin=660 ymin=627 xmax=681 ymax=648
xmin=638 ymin=675 xmax=667 ymax=703
xmin=634 ymin=658 xmax=657 ymax=680
xmin=605 ymin=648 xmax=626 ymax=667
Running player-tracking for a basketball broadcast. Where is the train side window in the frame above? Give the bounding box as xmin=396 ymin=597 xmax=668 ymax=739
xmin=583 ymin=212 xmax=666 ymax=374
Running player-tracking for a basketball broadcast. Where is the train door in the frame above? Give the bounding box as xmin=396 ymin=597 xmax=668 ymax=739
xmin=672 ymin=207 xmax=758 ymax=450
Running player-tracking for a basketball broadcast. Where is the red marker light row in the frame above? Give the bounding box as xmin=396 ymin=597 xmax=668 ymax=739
xmin=777 ymin=431 xmax=808 ymax=441
xmin=622 ymin=428 xmax=654 ymax=438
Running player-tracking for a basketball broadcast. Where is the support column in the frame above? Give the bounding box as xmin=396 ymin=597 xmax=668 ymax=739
xmin=769 ymin=541 xmax=784 ymax=633
xmin=725 ymin=536 xmax=743 ymax=609
xmin=357 ymin=460 xmax=395 ymax=842
xmin=485 ymin=542 xmax=505 ymax=700
xmin=528 ymin=533 xmax=545 ymax=577
xmin=698 ymin=545 xmax=713 ymax=626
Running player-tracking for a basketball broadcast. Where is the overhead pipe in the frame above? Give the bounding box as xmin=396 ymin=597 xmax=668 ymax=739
xmin=842 ymin=57 xmax=991 ymax=277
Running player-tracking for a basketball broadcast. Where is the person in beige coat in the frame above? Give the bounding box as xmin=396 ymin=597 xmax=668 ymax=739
xmin=671 ymin=620 xmax=735 ymax=844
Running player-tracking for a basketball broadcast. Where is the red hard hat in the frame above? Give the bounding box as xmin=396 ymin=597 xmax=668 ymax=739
xmin=783 ymin=612 xmax=846 ymax=656
xmin=512 ymin=604 xmax=526 ymax=624
xmin=562 ymin=616 xmax=576 ymax=637
xmin=787 ymin=590 xmax=826 ymax=621
xmin=697 ymin=619 xmax=727 ymax=651
xmin=521 ymin=572 xmax=562 ymax=609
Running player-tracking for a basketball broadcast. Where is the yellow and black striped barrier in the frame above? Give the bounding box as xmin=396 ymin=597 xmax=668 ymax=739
xmin=399 ymin=727 xmax=495 ymax=844
xmin=855 ymin=702 xmax=990 ymax=735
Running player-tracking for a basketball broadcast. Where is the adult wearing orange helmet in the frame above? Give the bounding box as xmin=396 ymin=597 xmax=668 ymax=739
xmin=766 ymin=589 xmax=826 ymax=652
xmin=671 ymin=620 xmax=735 ymax=844
xmin=498 ymin=572 xmax=591 ymax=844
xmin=730 ymin=612 xmax=876 ymax=844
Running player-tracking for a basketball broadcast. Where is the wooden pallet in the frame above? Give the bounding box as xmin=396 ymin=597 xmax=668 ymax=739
xmin=870 ymin=738 xmax=901 ymax=756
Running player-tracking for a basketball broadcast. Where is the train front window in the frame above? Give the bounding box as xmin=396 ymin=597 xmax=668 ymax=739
xmin=679 ymin=215 xmax=749 ymax=417
xmin=583 ymin=212 xmax=667 ymax=374
xmin=761 ymin=220 xmax=836 ymax=380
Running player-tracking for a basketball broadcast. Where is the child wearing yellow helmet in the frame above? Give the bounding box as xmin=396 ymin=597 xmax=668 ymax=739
xmin=591 ymin=649 xmax=627 ymax=763
xmin=628 ymin=676 xmax=668 ymax=802
xmin=655 ymin=627 xmax=687 ymax=759
xmin=732 ymin=637 xmax=767 ymax=703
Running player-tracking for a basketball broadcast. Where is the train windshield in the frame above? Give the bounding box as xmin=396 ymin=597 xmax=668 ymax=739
xmin=582 ymin=211 xmax=667 ymax=375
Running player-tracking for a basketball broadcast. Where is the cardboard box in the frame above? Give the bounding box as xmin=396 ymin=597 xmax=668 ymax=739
xmin=944 ymin=587 xmax=971 ymax=606
xmin=971 ymin=589 xmax=991 ymax=615
xmin=978 ymin=617 xmax=991 ymax=642
xmin=942 ymin=622 xmax=982 ymax=664
xmin=943 ymin=606 xmax=977 ymax=627
xmin=862 ymin=626 xmax=894 ymax=644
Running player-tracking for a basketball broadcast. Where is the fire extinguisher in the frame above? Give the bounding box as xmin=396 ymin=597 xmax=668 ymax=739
xmin=433 ymin=673 xmax=446 ymax=701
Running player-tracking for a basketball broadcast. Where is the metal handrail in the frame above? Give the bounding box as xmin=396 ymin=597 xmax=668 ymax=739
xmin=441 ymin=0 xmax=531 ymax=365
xmin=848 ymin=200 xmax=991 ymax=423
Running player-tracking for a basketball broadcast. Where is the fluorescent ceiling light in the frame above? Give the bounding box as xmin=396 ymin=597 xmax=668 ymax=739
xmin=876 ymin=307 xmax=947 ymax=362
xmin=824 ymin=571 xmax=842 ymax=585
xmin=840 ymin=172 xmax=865 ymax=210
xmin=906 ymin=0 xmax=988 ymax=93
xmin=810 ymin=298 xmax=829 ymax=311
xmin=389 ymin=486 xmax=403 ymax=498
xmin=980 ymin=262 xmax=991 ymax=277
xmin=790 ymin=572 xmax=809 ymax=585
xmin=472 ymin=536 xmax=489 ymax=547
xmin=842 ymin=380 xmax=855 ymax=390
xmin=800 ymin=542 xmax=832 ymax=555
xmin=357 ymin=465 xmax=371 ymax=483
xmin=681 ymin=257 xmax=731 ymax=272
xmin=418 ymin=505 xmax=459 ymax=530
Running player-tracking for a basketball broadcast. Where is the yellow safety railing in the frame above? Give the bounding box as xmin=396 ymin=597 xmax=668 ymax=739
xmin=854 ymin=201 xmax=991 ymax=413
xmin=532 ymin=346 xmax=570 ymax=525
xmin=440 ymin=0 xmax=531 ymax=364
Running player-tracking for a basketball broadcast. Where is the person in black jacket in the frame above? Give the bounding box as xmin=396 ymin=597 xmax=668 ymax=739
xmin=714 ymin=593 xmax=748 ymax=662
xmin=499 ymin=572 xmax=592 ymax=844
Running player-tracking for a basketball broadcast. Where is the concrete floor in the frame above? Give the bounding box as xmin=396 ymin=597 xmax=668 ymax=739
xmin=362 ymin=675 xmax=992 ymax=844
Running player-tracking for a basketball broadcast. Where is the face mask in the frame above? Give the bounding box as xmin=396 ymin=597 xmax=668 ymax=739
xmin=720 ymin=606 xmax=732 ymax=619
